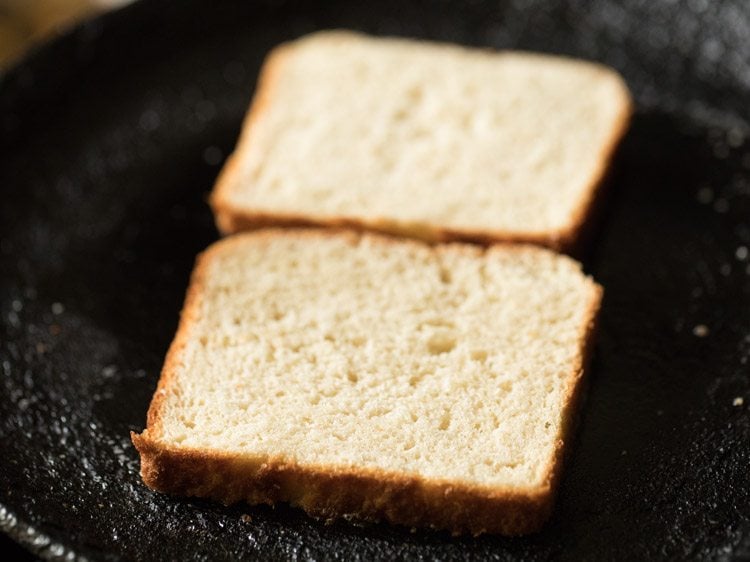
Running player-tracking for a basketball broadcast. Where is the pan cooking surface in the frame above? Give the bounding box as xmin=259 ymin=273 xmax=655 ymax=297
xmin=1 ymin=0 xmax=749 ymax=559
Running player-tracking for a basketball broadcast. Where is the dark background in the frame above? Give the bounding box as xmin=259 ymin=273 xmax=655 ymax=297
xmin=1 ymin=0 xmax=749 ymax=559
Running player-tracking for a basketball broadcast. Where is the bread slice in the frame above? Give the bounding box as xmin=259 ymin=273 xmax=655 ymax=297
xmin=132 ymin=229 xmax=602 ymax=535
xmin=211 ymin=31 xmax=631 ymax=252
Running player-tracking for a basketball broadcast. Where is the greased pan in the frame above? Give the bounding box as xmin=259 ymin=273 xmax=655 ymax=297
xmin=1 ymin=0 xmax=749 ymax=559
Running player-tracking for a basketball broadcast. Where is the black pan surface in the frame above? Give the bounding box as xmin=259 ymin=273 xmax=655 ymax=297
xmin=1 ymin=0 xmax=749 ymax=560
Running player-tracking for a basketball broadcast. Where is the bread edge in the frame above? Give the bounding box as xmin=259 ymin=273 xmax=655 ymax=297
xmin=131 ymin=228 xmax=603 ymax=536
xmin=209 ymin=37 xmax=294 ymax=236
xmin=209 ymin=31 xmax=633 ymax=254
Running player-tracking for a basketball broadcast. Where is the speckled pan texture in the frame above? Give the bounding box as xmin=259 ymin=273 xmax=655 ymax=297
xmin=1 ymin=0 xmax=749 ymax=560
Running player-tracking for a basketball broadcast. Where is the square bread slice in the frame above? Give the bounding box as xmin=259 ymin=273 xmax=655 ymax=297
xmin=211 ymin=31 xmax=631 ymax=252
xmin=132 ymin=230 xmax=602 ymax=535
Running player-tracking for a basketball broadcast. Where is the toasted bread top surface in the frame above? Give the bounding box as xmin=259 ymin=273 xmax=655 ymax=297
xmin=140 ymin=230 xmax=601 ymax=492
xmin=212 ymin=31 xmax=631 ymax=244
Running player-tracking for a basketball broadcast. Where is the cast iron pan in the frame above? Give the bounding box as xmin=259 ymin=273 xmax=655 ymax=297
xmin=2 ymin=0 xmax=750 ymax=559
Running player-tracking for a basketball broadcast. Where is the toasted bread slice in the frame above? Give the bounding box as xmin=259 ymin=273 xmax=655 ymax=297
xmin=132 ymin=230 xmax=602 ymax=535
xmin=211 ymin=31 xmax=631 ymax=252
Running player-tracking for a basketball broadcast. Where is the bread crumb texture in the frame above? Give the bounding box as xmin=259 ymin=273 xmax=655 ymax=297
xmin=133 ymin=230 xmax=601 ymax=535
xmin=214 ymin=31 xmax=631 ymax=247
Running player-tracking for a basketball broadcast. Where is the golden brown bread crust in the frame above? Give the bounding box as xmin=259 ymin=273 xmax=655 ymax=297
xmin=209 ymin=33 xmax=633 ymax=254
xmin=131 ymin=229 xmax=603 ymax=536
xmin=131 ymin=437 xmax=555 ymax=536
